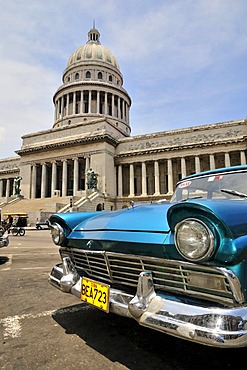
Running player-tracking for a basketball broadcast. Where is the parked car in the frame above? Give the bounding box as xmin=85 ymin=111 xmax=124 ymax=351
xmin=49 ymin=165 xmax=247 ymax=348
xmin=36 ymin=220 xmax=50 ymax=230
xmin=0 ymin=227 xmax=9 ymax=247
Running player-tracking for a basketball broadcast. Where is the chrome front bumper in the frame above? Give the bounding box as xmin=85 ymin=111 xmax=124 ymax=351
xmin=49 ymin=257 xmax=247 ymax=348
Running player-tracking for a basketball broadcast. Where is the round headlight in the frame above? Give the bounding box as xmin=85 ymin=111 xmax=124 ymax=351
xmin=50 ymin=222 xmax=65 ymax=245
xmin=175 ymin=218 xmax=214 ymax=261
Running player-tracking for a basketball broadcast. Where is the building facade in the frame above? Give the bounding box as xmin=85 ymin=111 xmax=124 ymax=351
xmin=0 ymin=26 xmax=247 ymax=219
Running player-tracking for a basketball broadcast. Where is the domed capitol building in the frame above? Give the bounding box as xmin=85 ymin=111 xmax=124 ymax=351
xmin=0 ymin=26 xmax=247 ymax=224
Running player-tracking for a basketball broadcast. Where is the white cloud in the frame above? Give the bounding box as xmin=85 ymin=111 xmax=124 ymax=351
xmin=0 ymin=0 xmax=247 ymax=157
xmin=0 ymin=58 xmax=59 ymax=156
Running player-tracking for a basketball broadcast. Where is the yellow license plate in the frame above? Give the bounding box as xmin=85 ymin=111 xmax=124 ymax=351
xmin=81 ymin=277 xmax=110 ymax=313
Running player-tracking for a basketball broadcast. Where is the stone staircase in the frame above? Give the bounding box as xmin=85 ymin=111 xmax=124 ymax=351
xmin=0 ymin=192 xmax=105 ymax=226
xmin=0 ymin=197 xmax=68 ymax=226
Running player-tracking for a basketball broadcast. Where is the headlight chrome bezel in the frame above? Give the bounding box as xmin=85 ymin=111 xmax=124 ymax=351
xmin=174 ymin=218 xmax=215 ymax=261
xmin=50 ymin=222 xmax=65 ymax=245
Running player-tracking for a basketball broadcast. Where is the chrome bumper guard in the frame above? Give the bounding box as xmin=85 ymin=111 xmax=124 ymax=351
xmin=49 ymin=257 xmax=247 ymax=348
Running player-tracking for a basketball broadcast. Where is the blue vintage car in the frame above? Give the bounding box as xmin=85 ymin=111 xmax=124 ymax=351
xmin=49 ymin=165 xmax=247 ymax=348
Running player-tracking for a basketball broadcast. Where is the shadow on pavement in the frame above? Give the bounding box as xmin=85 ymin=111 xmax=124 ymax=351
xmin=52 ymin=303 xmax=246 ymax=370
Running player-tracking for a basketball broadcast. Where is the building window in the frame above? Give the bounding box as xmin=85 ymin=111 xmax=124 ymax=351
xmin=109 ymin=75 xmax=113 ymax=82
xmin=75 ymin=73 xmax=79 ymax=80
xmin=98 ymin=72 xmax=103 ymax=79
xmin=86 ymin=71 xmax=91 ymax=78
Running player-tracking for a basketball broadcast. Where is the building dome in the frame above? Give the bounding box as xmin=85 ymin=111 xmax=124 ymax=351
xmin=67 ymin=27 xmax=120 ymax=70
xmin=53 ymin=26 xmax=131 ymax=137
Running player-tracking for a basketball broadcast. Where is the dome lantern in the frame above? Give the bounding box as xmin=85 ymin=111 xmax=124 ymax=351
xmin=87 ymin=27 xmax=101 ymax=44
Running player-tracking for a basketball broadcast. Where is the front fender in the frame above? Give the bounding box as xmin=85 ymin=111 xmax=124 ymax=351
xmin=167 ymin=201 xmax=247 ymax=264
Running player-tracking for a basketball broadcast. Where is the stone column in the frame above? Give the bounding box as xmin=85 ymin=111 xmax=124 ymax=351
xmin=210 ymin=154 xmax=215 ymax=170
xmin=195 ymin=156 xmax=201 ymax=173
xmin=96 ymin=90 xmax=99 ymax=113
xmin=12 ymin=179 xmax=15 ymax=196
xmin=118 ymin=165 xmax=123 ymax=197
xmin=0 ymin=179 xmax=3 ymax=197
xmin=51 ymin=161 xmax=57 ymax=197
xmin=129 ymin=164 xmax=135 ymax=197
xmin=240 ymin=150 xmax=246 ymax=165
xmin=111 ymin=94 xmax=114 ymax=117
xmin=73 ymin=92 xmax=76 ymax=115
xmin=104 ymin=92 xmax=108 ymax=114
xmin=41 ymin=163 xmax=47 ymax=198
xmin=225 ymin=152 xmax=231 ymax=167
xmin=6 ymin=179 xmax=10 ymax=198
xmin=58 ymin=98 xmax=61 ymax=120
xmin=141 ymin=162 xmax=147 ymax=196
xmin=88 ymin=90 xmax=92 ymax=113
xmin=167 ymin=159 xmax=173 ymax=194
xmin=73 ymin=157 xmax=79 ymax=195
xmin=154 ymin=161 xmax=160 ymax=195
xmin=65 ymin=94 xmax=68 ymax=116
xmin=54 ymin=101 xmax=57 ymax=121
xmin=31 ymin=164 xmax=37 ymax=199
xmin=118 ymin=96 xmax=121 ymax=118
xmin=85 ymin=157 xmax=90 ymax=174
xmin=62 ymin=160 xmax=67 ymax=197
xmin=122 ymin=99 xmax=125 ymax=120
xmin=61 ymin=96 xmax=64 ymax=118
xmin=81 ymin=91 xmax=84 ymax=113
xmin=181 ymin=157 xmax=186 ymax=178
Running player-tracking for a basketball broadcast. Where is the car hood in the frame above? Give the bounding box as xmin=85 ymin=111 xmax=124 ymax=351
xmin=76 ymin=204 xmax=171 ymax=231
xmin=50 ymin=199 xmax=247 ymax=247
xmin=51 ymin=203 xmax=172 ymax=244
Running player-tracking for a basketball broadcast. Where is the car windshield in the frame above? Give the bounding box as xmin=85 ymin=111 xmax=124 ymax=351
xmin=171 ymin=170 xmax=247 ymax=202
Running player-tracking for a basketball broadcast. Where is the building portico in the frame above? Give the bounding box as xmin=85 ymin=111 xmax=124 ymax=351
xmin=0 ymin=26 xmax=246 ymax=220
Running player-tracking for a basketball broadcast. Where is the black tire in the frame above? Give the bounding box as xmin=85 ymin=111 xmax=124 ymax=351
xmin=11 ymin=227 xmax=18 ymax=236
xmin=19 ymin=228 xmax=25 ymax=236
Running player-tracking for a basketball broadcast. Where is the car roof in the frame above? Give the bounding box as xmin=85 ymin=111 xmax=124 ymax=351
xmin=178 ymin=165 xmax=247 ymax=183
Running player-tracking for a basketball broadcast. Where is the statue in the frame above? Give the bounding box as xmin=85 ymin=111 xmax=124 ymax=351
xmin=87 ymin=168 xmax=98 ymax=190
xmin=14 ymin=176 xmax=22 ymax=195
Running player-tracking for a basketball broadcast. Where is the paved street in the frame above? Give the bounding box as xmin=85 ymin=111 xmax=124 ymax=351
xmin=0 ymin=230 xmax=246 ymax=370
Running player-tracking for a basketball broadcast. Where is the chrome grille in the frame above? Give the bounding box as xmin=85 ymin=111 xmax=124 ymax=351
xmin=61 ymin=248 xmax=240 ymax=305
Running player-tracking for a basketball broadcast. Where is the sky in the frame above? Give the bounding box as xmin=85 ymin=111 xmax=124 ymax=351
xmin=1 ymin=0 xmax=247 ymax=158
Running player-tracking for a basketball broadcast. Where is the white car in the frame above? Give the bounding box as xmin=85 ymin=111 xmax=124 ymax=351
xmin=0 ymin=227 xmax=9 ymax=247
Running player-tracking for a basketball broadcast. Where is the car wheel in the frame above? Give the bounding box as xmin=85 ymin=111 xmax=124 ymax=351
xmin=11 ymin=227 xmax=18 ymax=236
xmin=19 ymin=228 xmax=25 ymax=236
